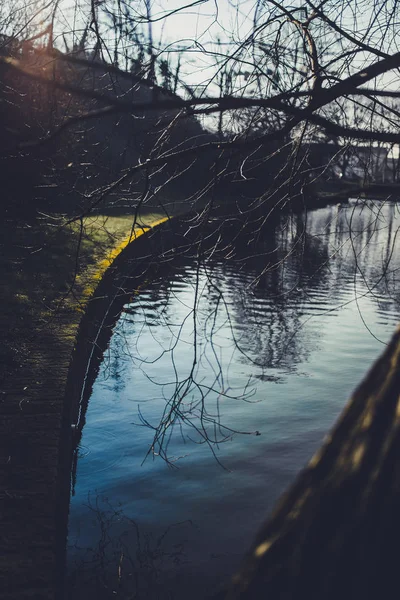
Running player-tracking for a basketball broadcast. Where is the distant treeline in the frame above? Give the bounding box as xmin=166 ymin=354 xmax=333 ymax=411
xmin=4 ymin=40 xmax=389 ymax=220
xmin=0 ymin=41 xmax=217 ymax=217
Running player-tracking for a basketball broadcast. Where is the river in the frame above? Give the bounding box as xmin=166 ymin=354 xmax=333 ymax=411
xmin=67 ymin=201 xmax=400 ymax=599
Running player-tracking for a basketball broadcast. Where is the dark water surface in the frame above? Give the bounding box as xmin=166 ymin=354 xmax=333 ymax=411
xmin=67 ymin=202 xmax=400 ymax=598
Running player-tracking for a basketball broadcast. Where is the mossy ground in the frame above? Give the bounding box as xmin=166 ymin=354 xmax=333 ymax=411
xmin=0 ymin=211 xmax=165 ymax=384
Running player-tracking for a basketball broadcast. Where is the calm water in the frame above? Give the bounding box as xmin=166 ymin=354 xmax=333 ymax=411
xmin=67 ymin=202 xmax=400 ymax=599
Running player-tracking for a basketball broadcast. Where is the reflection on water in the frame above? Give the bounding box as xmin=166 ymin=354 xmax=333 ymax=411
xmin=67 ymin=202 xmax=400 ymax=599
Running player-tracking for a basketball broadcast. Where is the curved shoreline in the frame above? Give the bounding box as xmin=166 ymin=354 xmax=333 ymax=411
xmin=3 ymin=208 xmax=400 ymax=600
xmin=0 ymin=215 xmax=173 ymax=600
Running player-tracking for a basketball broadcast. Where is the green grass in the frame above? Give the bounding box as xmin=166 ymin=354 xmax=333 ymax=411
xmin=0 ymin=211 xmax=168 ymax=383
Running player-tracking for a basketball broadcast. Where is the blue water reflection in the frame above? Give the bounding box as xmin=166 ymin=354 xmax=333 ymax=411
xmin=67 ymin=202 xmax=400 ymax=599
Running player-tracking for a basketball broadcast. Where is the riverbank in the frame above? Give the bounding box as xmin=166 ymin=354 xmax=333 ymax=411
xmin=2 ymin=197 xmax=398 ymax=600
xmin=0 ymin=212 xmax=166 ymax=600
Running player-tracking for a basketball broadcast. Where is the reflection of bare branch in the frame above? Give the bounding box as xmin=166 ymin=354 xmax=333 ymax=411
xmin=68 ymin=494 xmax=194 ymax=599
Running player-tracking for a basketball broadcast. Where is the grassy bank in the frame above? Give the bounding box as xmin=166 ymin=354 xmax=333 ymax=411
xmin=0 ymin=209 xmax=171 ymax=600
xmin=0 ymin=211 xmax=165 ymax=385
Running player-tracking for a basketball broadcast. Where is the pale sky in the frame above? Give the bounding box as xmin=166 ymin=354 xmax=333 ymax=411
xmin=48 ymin=0 xmax=400 ymax=137
xmin=53 ymin=1 xmax=400 ymax=92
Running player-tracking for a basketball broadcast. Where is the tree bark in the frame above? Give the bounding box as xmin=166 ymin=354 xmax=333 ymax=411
xmin=219 ymin=326 xmax=400 ymax=600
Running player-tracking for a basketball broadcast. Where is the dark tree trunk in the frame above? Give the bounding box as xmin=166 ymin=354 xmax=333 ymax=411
xmin=217 ymin=327 xmax=400 ymax=600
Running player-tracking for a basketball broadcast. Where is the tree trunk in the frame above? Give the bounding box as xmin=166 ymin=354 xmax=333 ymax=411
xmin=218 ymin=326 xmax=400 ymax=600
